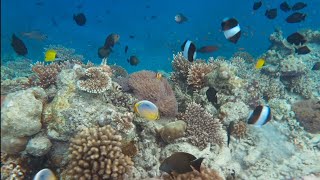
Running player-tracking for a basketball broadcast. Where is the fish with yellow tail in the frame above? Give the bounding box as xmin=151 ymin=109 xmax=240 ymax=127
xmin=33 ymin=168 xmax=57 ymax=180
xmin=156 ymin=72 xmax=162 ymax=80
xmin=255 ymin=58 xmax=265 ymax=69
xmin=134 ymin=100 xmax=159 ymax=120
xmin=44 ymin=49 xmax=61 ymax=62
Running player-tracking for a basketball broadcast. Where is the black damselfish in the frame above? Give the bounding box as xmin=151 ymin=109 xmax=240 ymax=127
xmin=253 ymin=1 xmax=262 ymax=10
xmin=280 ymin=1 xmax=291 ymax=12
xmin=11 ymin=34 xmax=28 ymax=56
xmin=286 ymin=12 xmax=306 ymax=23
xmin=295 ymin=46 xmax=310 ymax=55
xmin=73 ymin=13 xmax=86 ymax=26
xmin=287 ymin=32 xmax=306 ymax=45
xmin=292 ymin=2 xmax=307 ymax=11
xmin=265 ymin=8 xmax=277 ymax=19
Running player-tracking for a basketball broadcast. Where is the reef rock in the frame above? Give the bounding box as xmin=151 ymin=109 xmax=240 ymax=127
xmin=26 ymin=135 xmax=52 ymax=156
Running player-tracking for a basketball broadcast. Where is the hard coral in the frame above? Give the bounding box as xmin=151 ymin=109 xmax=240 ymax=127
xmin=67 ymin=125 xmax=134 ymax=180
xmin=128 ymin=70 xmax=178 ymax=117
xmin=182 ymin=102 xmax=225 ymax=150
xmin=231 ymin=121 xmax=247 ymax=139
xmin=171 ymin=52 xmax=191 ymax=83
xmin=187 ymin=62 xmax=215 ymax=90
xmin=162 ymin=166 xmax=223 ymax=180
xmin=292 ymin=99 xmax=320 ymax=134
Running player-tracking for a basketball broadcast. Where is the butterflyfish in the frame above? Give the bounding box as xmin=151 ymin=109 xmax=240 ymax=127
xmin=134 ymin=100 xmax=159 ymax=120
xmin=45 ymin=49 xmax=58 ymax=62
xmin=255 ymin=58 xmax=265 ymax=69
xmin=33 ymin=168 xmax=57 ymax=180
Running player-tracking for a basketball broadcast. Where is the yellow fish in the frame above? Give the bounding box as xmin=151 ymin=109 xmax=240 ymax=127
xmin=156 ymin=72 xmax=162 ymax=80
xmin=134 ymin=100 xmax=160 ymax=120
xmin=45 ymin=49 xmax=57 ymax=62
xmin=255 ymin=58 xmax=265 ymax=69
xmin=33 ymin=168 xmax=57 ymax=180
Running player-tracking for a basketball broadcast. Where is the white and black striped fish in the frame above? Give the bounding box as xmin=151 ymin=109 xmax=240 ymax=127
xmin=247 ymin=105 xmax=272 ymax=127
xmin=181 ymin=40 xmax=196 ymax=62
xmin=221 ymin=18 xmax=241 ymax=44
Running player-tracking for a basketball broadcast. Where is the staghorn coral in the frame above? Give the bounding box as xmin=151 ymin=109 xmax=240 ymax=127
xmin=230 ymin=121 xmax=247 ymax=139
xmin=128 ymin=70 xmax=178 ymax=117
xmin=67 ymin=125 xmax=134 ymax=180
xmin=292 ymin=99 xmax=320 ymax=134
xmin=162 ymin=166 xmax=223 ymax=180
xmin=182 ymin=102 xmax=225 ymax=149
xmin=187 ymin=62 xmax=215 ymax=90
xmin=77 ymin=66 xmax=112 ymax=93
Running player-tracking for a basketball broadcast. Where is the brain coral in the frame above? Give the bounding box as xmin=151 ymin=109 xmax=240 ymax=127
xmin=67 ymin=125 xmax=134 ymax=180
xmin=128 ymin=70 xmax=178 ymax=117
xmin=292 ymin=99 xmax=320 ymax=134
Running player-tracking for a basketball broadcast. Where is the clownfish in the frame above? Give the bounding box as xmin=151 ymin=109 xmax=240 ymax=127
xmin=181 ymin=40 xmax=196 ymax=62
xmin=134 ymin=100 xmax=159 ymax=120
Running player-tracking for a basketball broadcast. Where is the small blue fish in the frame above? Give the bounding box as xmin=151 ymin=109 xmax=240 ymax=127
xmin=33 ymin=168 xmax=56 ymax=180
xmin=134 ymin=100 xmax=159 ymax=120
xmin=247 ymin=105 xmax=272 ymax=127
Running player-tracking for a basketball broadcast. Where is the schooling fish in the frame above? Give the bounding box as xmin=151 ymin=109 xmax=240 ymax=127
xmin=253 ymin=1 xmax=262 ymax=10
xmin=265 ymin=8 xmax=277 ymax=19
xmin=311 ymin=62 xmax=320 ymax=70
xmin=175 ymin=13 xmax=188 ymax=24
xmin=221 ymin=17 xmax=241 ymax=44
xmin=287 ymin=32 xmax=306 ymax=45
xmin=247 ymin=105 xmax=272 ymax=127
xmin=286 ymin=12 xmax=306 ymax=23
xmin=181 ymin=40 xmax=197 ymax=62
xmin=134 ymin=100 xmax=159 ymax=120
xmin=127 ymin=55 xmax=140 ymax=66
xmin=33 ymin=168 xmax=57 ymax=180
xmin=280 ymin=1 xmax=291 ymax=12
xmin=11 ymin=34 xmax=28 ymax=56
xmin=295 ymin=46 xmax=310 ymax=55
xmin=159 ymin=152 xmax=204 ymax=177
xmin=73 ymin=13 xmax=86 ymax=26
xmin=292 ymin=2 xmax=307 ymax=11
xmin=197 ymin=45 xmax=219 ymax=53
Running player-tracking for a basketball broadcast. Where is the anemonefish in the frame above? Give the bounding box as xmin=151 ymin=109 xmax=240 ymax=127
xmin=181 ymin=40 xmax=196 ymax=62
xmin=255 ymin=58 xmax=265 ymax=69
xmin=134 ymin=100 xmax=160 ymax=120
xmin=221 ymin=18 xmax=241 ymax=44
xmin=45 ymin=49 xmax=59 ymax=62
xmin=247 ymin=105 xmax=272 ymax=127
xmin=33 ymin=168 xmax=57 ymax=180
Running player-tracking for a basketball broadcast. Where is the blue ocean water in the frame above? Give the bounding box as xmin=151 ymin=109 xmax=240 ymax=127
xmin=1 ymin=0 xmax=319 ymax=73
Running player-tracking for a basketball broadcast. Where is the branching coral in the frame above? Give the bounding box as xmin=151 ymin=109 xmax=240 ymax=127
xmin=128 ymin=70 xmax=178 ymax=117
xmin=171 ymin=52 xmax=191 ymax=83
xmin=1 ymin=153 xmax=27 ymax=180
xmin=28 ymin=62 xmax=62 ymax=89
xmin=162 ymin=166 xmax=223 ymax=180
xmin=182 ymin=102 xmax=225 ymax=149
xmin=67 ymin=125 xmax=134 ymax=180
xmin=187 ymin=62 xmax=215 ymax=90
xmin=292 ymin=99 xmax=320 ymax=134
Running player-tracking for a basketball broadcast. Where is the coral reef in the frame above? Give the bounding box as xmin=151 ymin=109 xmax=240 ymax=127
xmin=187 ymin=61 xmax=215 ymax=90
xmin=182 ymin=102 xmax=225 ymax=150
xmin=158 ymin=120 xmax=187 ymax=143
xmin=1 ymin=153 xmax=27 ymax=180
xmin=67 ymin=125 xmax=134 ymax=179
xmin=162 ymin=166 xmax=224 ymax=180
xmin=292 ymin=99 xmax=320 ymax=134
xmin=44 ymin=44 xmax=84 ymax=63
xmin=128 ymin=70 xmax=178 ymax=117
xmin=230 ymin=121 xmax=247 ymax=139
xmin=25 ymin=134 xmax=52 ymax=157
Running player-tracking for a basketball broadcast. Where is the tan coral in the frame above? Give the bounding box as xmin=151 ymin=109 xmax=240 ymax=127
xmin=67 ymin=125 xmax=134 ymax=180
xmin=162 ymin=166 xmax=223 ymax=180
xmin=187 ymin=62 xmax=215 ymax=90
xmin=231 ymin=121 xmax=247 ymax=139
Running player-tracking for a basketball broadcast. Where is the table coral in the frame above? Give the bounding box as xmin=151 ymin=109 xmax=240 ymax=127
xmin=67 ymin=125 xmax=134 ymax=180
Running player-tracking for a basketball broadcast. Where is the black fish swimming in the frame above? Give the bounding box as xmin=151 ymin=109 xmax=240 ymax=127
xmin=253 ymin=1 xmax=262 ymax=10
xmin=280 ymin=1 xmax=291 ymax=12
xmin=124 ymin=45 xmax=128 ymax=53
xmin=104 ymin=33 xmax=120 ymax=48
xmin=265 ymin=8 xmax=277 ymax=19
xmin=227 ymin=121 xmax=235 ymax=147
xmin=127 ymin=55 xmax=139 ymax=66
xmin=311 ymin=62 xmax=320 ymax=70
xmin=286 ymin=12 xmax=306 ymax=23
xmin=181 ymin=40 xmax=197 ymax=62
xmin=287 ymin=32 xmax=306 ymax=45
xmin=292 ymin=2 xmax=307 ymax=11
xmin=98 ymin=46 xmax=112 ymax=58
xmin=73 ymin=13 xmax=86 ymax=26
xmin=295 ymin=46 xmax=310 ymax=55
xmin=11 ymin=34 xmax=28 ymax=56
xmin=159 ymin=152 xmax=204 ymax=177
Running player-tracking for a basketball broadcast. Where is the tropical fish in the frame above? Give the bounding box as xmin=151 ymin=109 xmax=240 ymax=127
xmin=295 ymin=46 xmax=310 ymax=55
xmin=253 ymin=1 xmax=262 ymax=10
xmin=104 ymin=33 xmax=120 ymax=48
xmin=11 ymin=34 xmax=28 ymax=56
xmin=33 ymin=168 xmax=57 ymax=180
xmin=156 ymin=72 xmax=162 ymax=80
xmin=265 ymin=8 xmax=277 ymax=19
xmin=125 ymin=45 xmax=128 ymax=53
xmin=21 ymin=31 xmax=48 ymax=41
xmin=174 ymin=13 xmax=188 ymax=24
xmin=73 ymin=13 xmax=86 ymax=26
xmin=221 ymin=17 xmax=241 ymax=44
xmin=197 ymin=45 xmax=219 ymax=53
xmin=159 ymin=152 xmax=204 ymax=177
xmin=134 ymin=100 xmax=159 ymax=120
xmin=98 ymin=46 xmax=112 ymax=58
xmin=127 ymin=55 xmax=140 ymax=66
xmin=45 ymin=49 xmax=58 ymax=62
xmin=227 ymin=121 xmax=235 ymax=147
xmin=292 ymin=2 xmax=307 ymax=11
xmin=181 ymin=40 xmax=197 ymax=62
xmin=255 ymin=58 xmax=265 ymax=69
xmin=280 ymin=1 xmax=291 ymax=12
xmin=286 ymin=12 xmax=306 ymax=23
xmin=311 ymin=62 xmax=320 ymax=70
xmin=247 ymin=105 xmax=272 ymax=127
xmin=287 ymin=32 xmax=306 ymax=45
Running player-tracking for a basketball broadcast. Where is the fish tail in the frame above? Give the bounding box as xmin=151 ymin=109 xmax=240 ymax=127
xmin=191 ymin=157 xmax=204 ymax=173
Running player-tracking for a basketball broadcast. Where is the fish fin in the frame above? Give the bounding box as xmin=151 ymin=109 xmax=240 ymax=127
xmin=190 ymin=157 xmax=204 ymax=173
